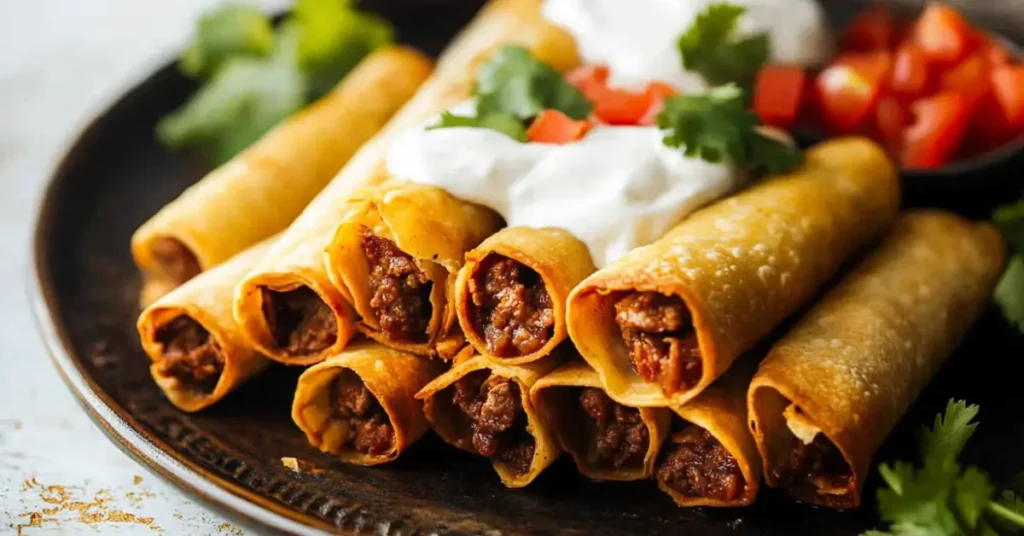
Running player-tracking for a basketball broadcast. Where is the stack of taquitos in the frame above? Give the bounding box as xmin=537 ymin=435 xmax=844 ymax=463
xmin=234 ymin=0 xmax=580 ymax=365
xmin=132 ymin=46 xmax=433 ymax=306
xmin=138 ymin=238 xmax=277 ymax=412
xmin=748 ymin=210 xmax=1004 ymax=508
xmin=566 ymin=137 xmax=901 ymax=408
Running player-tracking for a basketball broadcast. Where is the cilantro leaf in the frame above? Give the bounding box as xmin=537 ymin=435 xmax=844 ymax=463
xmin=953 ymin=467 xmax=995 ymax=530
xmin=656 ymin=84 xmax=802 ymax=172
xmin=918 ymin=400 xmax=980 ymax=470
xmin=427 ymin=111 xmax=527 ymax=142
xmin=474 ymin=45 xmax=592 ymax=121
xmin=293 ymin=0 xmax=394 ymax=100
xmin=180 ymin=2 xmax=274 ymax=79
xmin=677 ymin=3 xmax=770 ymax=87
xmin=993 ymin=198 xmax=1024 ymax=252
xmin=157 ymin=24 xmax=307 ymax=165
xmin=995 ymin=255 xmax=1024 ymax=333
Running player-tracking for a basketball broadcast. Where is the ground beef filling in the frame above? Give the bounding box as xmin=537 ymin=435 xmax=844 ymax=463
xmin=150 ymin=236 xmax=201 ymax=284
xmin=261 ymin=286 xmax=336 ymax=355
xmin=577 ymin=388 xmax=648 ymax=469
xmin=468 ymin=256 xmax=554 ymax=357
xmin=361 ymin=231 xmax=432 ymax=343
xmin=154 ymin=316 xmax=223 ymax=394
xmin=330 ymin=371 xmax=394 ymax=455
xmin=614 ymin=292 xmax=701 ymax=394
xmin=451 ymin=373 xmax=535 ymax=474
xmin=656 ymin=426 xmax=745 ymax=501
xmin=773 ymin=434 xmax=855 ymax=503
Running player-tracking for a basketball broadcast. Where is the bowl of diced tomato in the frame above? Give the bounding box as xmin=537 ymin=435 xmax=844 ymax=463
xmin=751 ymin=2 xmax=1022 ymax=193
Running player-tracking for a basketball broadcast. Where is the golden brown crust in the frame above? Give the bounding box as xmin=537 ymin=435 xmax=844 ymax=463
xmin=456 ymin=227 xmax=596 ymax=365
xmin=748 ymin=210 xmax=1006 ymax=508
xmin=291 ymin=340 xmax=445 ymax=465
xmin=659 ymin=358 xmax=760 ymax=507
xmin=234 ymin=0 xmax=579 ymax=365
xmin=566 ymin=137 xmax=901 ymax=408
xmin=530 ymin=361 xmax=670 ymax=481
xmin=415 ymin=350 xmax=560 ymax=487
xmin=138 ymin=238 xmax=276 ymax=412
xmin=132 ymin=45 xmax=434 ymax=299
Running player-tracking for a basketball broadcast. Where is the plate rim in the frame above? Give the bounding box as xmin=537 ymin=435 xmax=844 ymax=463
xmin=26 ymin=55 xmax=337 ymax=536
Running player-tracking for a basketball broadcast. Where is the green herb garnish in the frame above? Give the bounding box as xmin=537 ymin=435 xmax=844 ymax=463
xmin=429 ymin=45 xmax=591 ymax=141
xmin=158 ymin=0 xmax=393 ymax=164
xmin=866 ymin=400 xmax=1024 ymax=535
xmin=678 ymin=3 xmax=770 ymax=88
xmin=992 ymin=199 xmax=1024 ymax=334
xmin=656 ymin=84 xmax=801 ymax=173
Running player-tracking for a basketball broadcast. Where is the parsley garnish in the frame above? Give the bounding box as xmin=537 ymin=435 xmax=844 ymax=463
xmin=992 ymin=199 xmax=1024 ymax=334
xmin=430 ymin=45 xmax=591 ymax=141
xmin=678 ymin=3 xmax=770 ymax=88
xmin=158 ymin=0 xmax=393 ymax=164
xmin=656 ymin=84 xmax=801 ymax=174
xmin=867 ymin=400 xmax=1024 ymax=535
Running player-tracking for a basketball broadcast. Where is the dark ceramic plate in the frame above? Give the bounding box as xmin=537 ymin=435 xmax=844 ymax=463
xmin=28 ymin=1 xmax=1024 ymax=535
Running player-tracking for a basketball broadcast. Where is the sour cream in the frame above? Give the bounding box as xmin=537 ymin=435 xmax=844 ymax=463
xmin=386 ymin=102 xmax=739 ymax=268
xmin=541 ymin=0 xmax=834 ymax=91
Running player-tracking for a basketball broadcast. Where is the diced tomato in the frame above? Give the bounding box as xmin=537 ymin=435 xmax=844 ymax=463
xmin=566 ymin=64 xmax=609 ymax=96
xmin=890 ymin=43 xmax=930 ymax=97
xmin=527 ymin=109 xmax=593 ymax=144
xmin=638 ymin=82 xmax=678 ymax=126
xmin=875 ymin=95 xmax=908 ymax=152
xmin=902 ymin=90 xmax=971 ymax=168
xmin=815 ymin=52 xmax=892 ymax=132
xmin=752 ymin=65 xmax=806 ymax=128
xmin=963 ymin=90 xmax=1018 ymax=156
xmin=990 ymin=66 xmax=1024 ymax=128
xmin=979 ymin=34 xmax=1013 ymax=66
xmin=841 ymin=7 xmax=896 ymax=51
xmin=591 ymin=87 xmax=654 ymax=125
xmin=940 ymin=52 xmax=991 ymax=109
xmin=913 ymin=3 xmax=973 ymax=63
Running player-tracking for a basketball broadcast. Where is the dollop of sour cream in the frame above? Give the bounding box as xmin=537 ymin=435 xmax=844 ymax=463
xmin=541 ymin=0 xmax=834 ymax=91
xmin=387 ymin=103 xmax=738 ymax=268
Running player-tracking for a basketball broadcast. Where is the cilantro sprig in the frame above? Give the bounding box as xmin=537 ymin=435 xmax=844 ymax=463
xmin=158 ymin=0 xmax=393 ymax=164
xmin=656 ymin=84 xmax=801 ymax=174
xmin=429 ymin=45 xmax=591 ymax=141
xmin=678 ymin=3 xmax=770 ymax=89
xmin=992 ymin=199 xmax=1024 ymax=333
xmin=867 ymin=400 xmax=1024 ymax=535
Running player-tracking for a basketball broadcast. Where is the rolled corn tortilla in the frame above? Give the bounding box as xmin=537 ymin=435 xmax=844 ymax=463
xmin=132 ymin=45 xmax=434 ymax=302
xmin=234 ymin=0 xmax=579 ymax=365
xmin=747 ymin=210 xmax=1005 ymax=509
xmin=566 ymin=137 xmax=901 ymax=408
xmin=655 ymin=357 xmax=760 ymax=508
xmin=324 ymin=181 xmax=504 ymax=355
xmin=138 ymin=237 xmax=276 ymax=412
xmin=454 ymin=227 xmax=596 ymax=365
xmin=415 ymin=348 xmax=560 ymax=488
xmin=291 ymin=340 xmax=444 ymax=465
xmin=530 ymin=360 xmax=669 ymax=481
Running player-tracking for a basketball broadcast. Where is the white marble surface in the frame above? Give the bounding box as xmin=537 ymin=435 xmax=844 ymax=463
xmin=1 ymin=1 xmax=288 ymax=534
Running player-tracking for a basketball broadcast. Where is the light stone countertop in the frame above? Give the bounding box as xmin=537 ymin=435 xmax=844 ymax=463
xmin=1 ymin=1 xmax=288 ymax=534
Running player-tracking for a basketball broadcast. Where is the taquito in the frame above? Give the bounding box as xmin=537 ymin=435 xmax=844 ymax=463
xmin=292 ymin=340 xmax=444 ymax=465
xmin=138 ymin=238 xmax=275 ymax=412
xmin=415 ymin=348 xmax=560 ymax=487
xmin=454 ymin=227 xmax=596 ymax=365
xmin=748 ymin=210 xmax=1005 ymax=509
xmin=132 ymin=45 xmax=433 ymax=300
xmin=234 ymin=0 xmax=579 ymax=365
xmin=655 ymin=358 xmax=760 ymax=508
xmin=530 ymin=360 xmax=669 ymax=481
xmin=324 ymin=181 xmax=503 ymax=355
xmin=566 ymin=137 xmax=901 ymax=408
